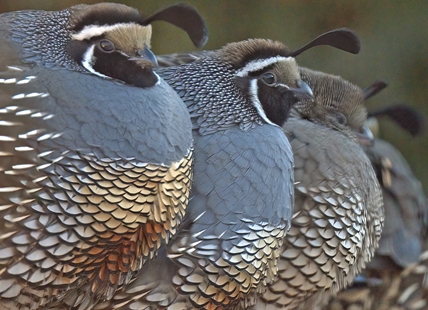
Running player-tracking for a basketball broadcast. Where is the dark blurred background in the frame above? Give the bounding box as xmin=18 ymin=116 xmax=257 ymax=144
xmin=1 ymin=0 xmax=427 ymax=189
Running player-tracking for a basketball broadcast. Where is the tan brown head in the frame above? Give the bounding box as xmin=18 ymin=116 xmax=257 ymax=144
xmin=295 ymin=67 xmax=369 ymax=141
xmin=66 ymin=2 xmax=208 ymax=87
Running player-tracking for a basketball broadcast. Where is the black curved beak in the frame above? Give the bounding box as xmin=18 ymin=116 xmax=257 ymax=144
xmin=357 ymin=125 xmax=375 ymax=146
xmin=135 ymin=46 xmax=159 ymax=68
xmin=289 ymin=80 xmax=314 ymax=101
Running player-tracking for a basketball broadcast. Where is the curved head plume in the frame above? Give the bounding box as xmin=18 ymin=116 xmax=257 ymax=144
xmin=70 ymin=2 xmax=208 ymax=48
xmin=363 ymin=80 xmax=388 ymax=99
xmin=363 ymin=80 xmax=425 ymax=136
xmin=369 ymin=104 xmax=426 ymax=137
xmin=141 ymin=3 xmax=208 ymax=48
xmin=290 ymin=28 xmax=361 ymax=57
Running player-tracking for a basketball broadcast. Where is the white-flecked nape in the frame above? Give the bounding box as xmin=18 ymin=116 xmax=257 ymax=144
xmin=72 ymin=23 xmax=149 ymax=41
xmin=236 ymin=56 xmax=294 ymax=77
xmin=248 ymin=79 xmax=278 ymax=127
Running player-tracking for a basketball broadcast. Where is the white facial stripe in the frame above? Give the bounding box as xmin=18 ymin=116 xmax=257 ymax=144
xmin=153 ymin=72 xmax=161 ymax=86
xmin=236 ymin=56 xmax=293 ymax=77
xmin=81 ymin=45 xmax=110 ymax=79
xmin=72 ymin=23 xmax=139 ymax=41
xmin=249 ymin=79 xmax=277 ymax=127
xmin=277 ymin=83 xmax=290 ymax=89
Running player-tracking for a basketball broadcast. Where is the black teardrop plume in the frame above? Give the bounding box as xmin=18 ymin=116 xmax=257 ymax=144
xmin=290 ymin=28 xmax=361 ymax=57
xmin=141 ymin=3 xmax=208 ymax=48
xmin=363 ymin=80 xmax=388 ymax=100
xmin=369 ymin=104 xmax=426 ymax=136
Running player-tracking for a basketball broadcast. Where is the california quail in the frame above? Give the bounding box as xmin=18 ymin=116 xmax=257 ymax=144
xmin=254 ymin=68 xmax=384 ymax=310
xmin=365 ymin=104 xmax=427 ymax=269
xmin=0 ymin=3 xmax=207 ymax=309
xmin=321 ymin=102 xmax=428 ymax=310
xmin=94 ymin=29 xmax=362 ymax=310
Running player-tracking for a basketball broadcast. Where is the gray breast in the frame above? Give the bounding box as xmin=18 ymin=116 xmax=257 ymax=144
xmin=0 ymin=8 xmax=194 ymax=309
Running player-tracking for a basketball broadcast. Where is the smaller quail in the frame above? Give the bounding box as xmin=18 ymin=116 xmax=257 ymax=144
xmin=321 ymin=94 xmax=428 ymax=310
xmin=254 ymin=68 xmax=384 ymax=310
xmin=365 ymin=103 xmax=427 ymax=270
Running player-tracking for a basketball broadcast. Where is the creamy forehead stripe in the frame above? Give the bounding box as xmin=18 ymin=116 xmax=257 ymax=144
xmin=236 ymin=56 xmax=295 ymax=77
xmin=72 ymin=22 xmax=148 ymax=41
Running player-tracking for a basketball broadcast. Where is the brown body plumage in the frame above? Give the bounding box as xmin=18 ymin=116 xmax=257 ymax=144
xmin=320 ymin=105 xmax=428 ymax=310
xmin=254 ymin=68 xmax=384 ymax=309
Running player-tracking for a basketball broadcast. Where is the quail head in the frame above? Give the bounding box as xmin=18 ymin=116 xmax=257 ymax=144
xmin=95 ymin=29 xmax=363 ymax=310
xmin=0 ymin=2 xmax=207 ymax=309
xmin=321 ymin=97 xmax=428 ymax=310
xmin=255 ymin=68 xmax=385 ymax=310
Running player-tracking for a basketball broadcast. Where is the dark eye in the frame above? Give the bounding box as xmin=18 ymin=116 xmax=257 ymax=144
xmin=260 ymin=72 xmax=277 ymax=86
xmin=99 ymin=40 xmax=115 ymax=52
xmin=335 ymin=113 xmax=347 ymax=125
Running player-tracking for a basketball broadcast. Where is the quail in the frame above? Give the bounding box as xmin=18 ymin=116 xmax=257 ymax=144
xmin=93 ymin=29 xmax=362 ymax=310
xmin=0 ymin=2 xmax=207 ymax=309
xmin=364 ymin=103 xmax=427 ymax=270
xmin=253 ymin=68 xmax=385 ymax=310
xmin=321 ymin=100 xmax=428 ymax=310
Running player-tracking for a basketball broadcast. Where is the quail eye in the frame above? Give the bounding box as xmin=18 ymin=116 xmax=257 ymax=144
xmin=260 ymin=73 xmax=277 ymax=86
xmin=335 ymin=113 xmax=347 ymax=125
xmin=99 ymin=40 xmax=115 ymax=53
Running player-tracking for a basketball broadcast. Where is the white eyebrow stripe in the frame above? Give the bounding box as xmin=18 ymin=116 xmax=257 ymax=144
xmin=72 ymin=23 xmax=141 ymax=41
xmin=236 ymin=56 xmax=293 ymax=77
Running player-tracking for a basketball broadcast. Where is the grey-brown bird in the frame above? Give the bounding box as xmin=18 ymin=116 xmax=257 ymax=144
xmin=0 ymin=2 xmax=207 ymax=309
xmin=320 ymin=99 xmax=428 ymax=310
xmin=254 ymin=68 xmax=384 ymax=310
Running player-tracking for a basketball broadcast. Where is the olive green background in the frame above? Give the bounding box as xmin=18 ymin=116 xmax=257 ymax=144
xmin=1 ymin=1 xmax=427 ymax=190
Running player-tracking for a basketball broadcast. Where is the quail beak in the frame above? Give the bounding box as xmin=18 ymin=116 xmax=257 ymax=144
xmin=131 ymin=46 xmax=159 ymax=68
xmin=289 ymin=80 xmax=314 ymax=101
xmin=357 ymin=125 xmax=375 ymax=146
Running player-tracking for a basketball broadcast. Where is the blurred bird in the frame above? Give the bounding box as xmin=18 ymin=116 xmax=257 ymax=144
xmin=95 ymin=29 xmax=361 ymax=310
xmin=320 ymin=84 xmax=428 ymax=310
xmin=254 ymin=68 xmax=384 ymax=310
xmin=0 ymin=2 xmax=207 ymax=309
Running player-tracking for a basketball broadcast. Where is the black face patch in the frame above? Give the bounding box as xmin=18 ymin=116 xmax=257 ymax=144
xmin=257 ymin=80 xmax=298 ymax=126
xmin=235 ymin=74 xmax=298 ymax=127
xmin=68 ymin=34 xmax=158 ymax=88
xmin=92 ymin=47 xmax=158 ymax=88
